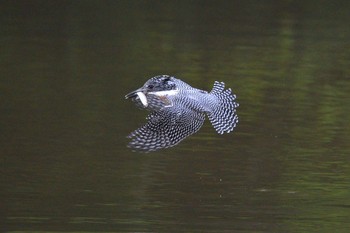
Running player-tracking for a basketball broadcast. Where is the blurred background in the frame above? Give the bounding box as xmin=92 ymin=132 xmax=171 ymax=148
xmin=1 ymin=0 xmax=350 ymax=232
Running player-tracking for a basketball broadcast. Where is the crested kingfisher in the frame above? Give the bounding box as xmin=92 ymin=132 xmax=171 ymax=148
xmin=125 ymin=75 xmax=239 ymax=152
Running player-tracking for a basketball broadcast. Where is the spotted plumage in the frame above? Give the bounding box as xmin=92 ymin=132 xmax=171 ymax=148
xmin=125 ymin=75 xmax=239 ymax=152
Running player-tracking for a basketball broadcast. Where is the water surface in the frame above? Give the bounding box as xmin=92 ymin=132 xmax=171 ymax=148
xmin=1 ymin=1 xmax=350 ymax=232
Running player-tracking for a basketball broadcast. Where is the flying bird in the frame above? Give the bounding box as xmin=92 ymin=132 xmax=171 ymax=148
xmin=125 ymin=75 xmax=239 ymax=152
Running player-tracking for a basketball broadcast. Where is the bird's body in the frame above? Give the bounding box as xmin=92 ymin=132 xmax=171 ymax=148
xmin=125 ymin=75 xmax=239 ymax=152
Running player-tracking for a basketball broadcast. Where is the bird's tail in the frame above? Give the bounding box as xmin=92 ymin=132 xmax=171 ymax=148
xmin=208 ymin=81 xmax=239 ymax=134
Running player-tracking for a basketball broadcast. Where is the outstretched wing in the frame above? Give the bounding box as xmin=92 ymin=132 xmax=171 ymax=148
xmin=128 ymin=107 xmax=205 ymax=152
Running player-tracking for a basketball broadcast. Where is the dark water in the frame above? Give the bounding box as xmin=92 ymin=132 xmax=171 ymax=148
xmin=2 ymin=1 xmax=350 ymax=232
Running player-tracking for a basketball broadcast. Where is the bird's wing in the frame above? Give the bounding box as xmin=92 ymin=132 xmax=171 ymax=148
xmin=127 ymin=107 xmax=205 ymax=152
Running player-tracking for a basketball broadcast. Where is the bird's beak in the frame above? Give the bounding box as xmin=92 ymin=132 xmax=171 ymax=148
xmin=125 ymin=87 xmax=145 ymax=99
xmin=125 ymin=87 xmax=149 ymax=107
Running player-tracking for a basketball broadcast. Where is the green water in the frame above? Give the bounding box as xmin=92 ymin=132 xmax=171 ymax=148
xmin=2 ymin=1 xmax=350 ymax=232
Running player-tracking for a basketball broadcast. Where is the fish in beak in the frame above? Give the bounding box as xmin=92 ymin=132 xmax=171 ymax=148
xmin=125 ymin=88 xmax=148 ymax=107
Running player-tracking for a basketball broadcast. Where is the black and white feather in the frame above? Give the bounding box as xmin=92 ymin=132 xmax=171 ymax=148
xmin=125 ymin=75 xmax=239 ymax=152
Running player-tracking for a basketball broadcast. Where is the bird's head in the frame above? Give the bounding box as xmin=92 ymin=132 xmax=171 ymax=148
xmin=125 ymin=75 xmax=177 ymax=107
xmin=144 ymin=75 xmax=177 ymax=92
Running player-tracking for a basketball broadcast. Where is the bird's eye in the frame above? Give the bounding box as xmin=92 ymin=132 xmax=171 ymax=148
xmin=148 ymin=84 xmax=154 ymax=89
